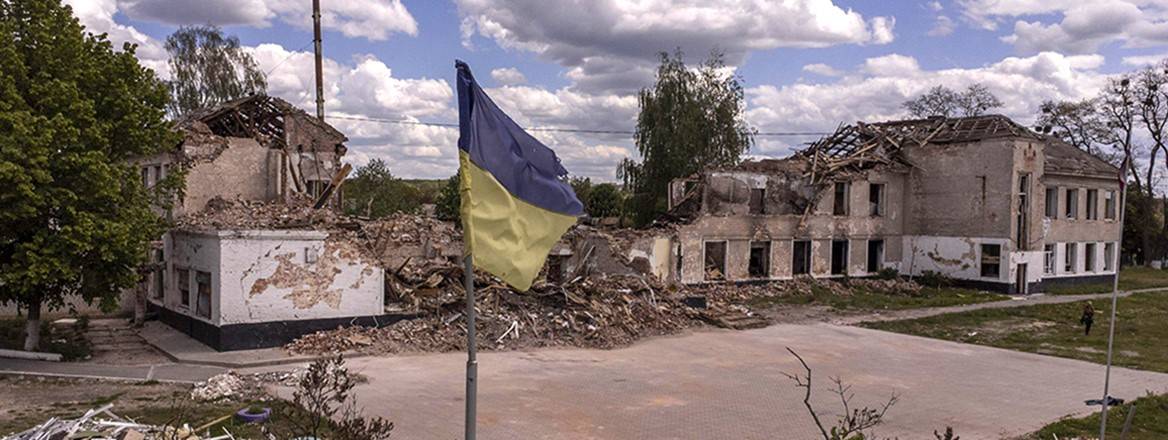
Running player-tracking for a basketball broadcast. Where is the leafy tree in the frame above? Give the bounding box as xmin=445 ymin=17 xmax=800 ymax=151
xmin=1036 ymin=99 xmax=1110 ymax=155
xmin=587 ymin=183 xmax=624 ymax=218
xmin=343 ymin=159 xmax=422 ymax=217
xmin=902 ymin=84 xmax=1003 ymax=118
xmin=569 ymin=176 xmax=593 ymax=214
xmin=619 ymin=50 xmax=753 ymax=226
xmin=165 ymin=25 xmax=266 ymax=117
xmin=0 ymin=0 xmax=176 ymax=350
xmin=435 ymin=172 xmax=461 ymax=223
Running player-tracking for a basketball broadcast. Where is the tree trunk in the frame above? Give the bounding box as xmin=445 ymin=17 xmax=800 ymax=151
xmin=133 ymin=279 xmax=147 ymax=327
xmin=23 ymin=298 xmax=41 ymax=352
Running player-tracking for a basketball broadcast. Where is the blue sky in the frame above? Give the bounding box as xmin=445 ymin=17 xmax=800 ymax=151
xmin=68 ymin=0 xmax=1168 ymax=180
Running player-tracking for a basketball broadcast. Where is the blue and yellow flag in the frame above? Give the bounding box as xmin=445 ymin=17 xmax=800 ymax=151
xmin=455 ymin=61 xmax=584 ymax=291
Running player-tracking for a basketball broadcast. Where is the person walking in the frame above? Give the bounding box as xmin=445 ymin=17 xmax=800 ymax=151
xmin=1081 ymin=301 xmax=1096 ymax=336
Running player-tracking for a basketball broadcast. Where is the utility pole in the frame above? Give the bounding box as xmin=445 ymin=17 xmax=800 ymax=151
xmin=312 ymin=0 xmax=325 ymax=121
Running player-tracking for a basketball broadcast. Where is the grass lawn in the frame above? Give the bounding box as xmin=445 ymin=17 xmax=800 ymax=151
xmin=1028 ymin=393 xmax=1168 ymax=440
xmin=1047 ymin=266 xmax=1168 ymax=295
xmin=865 ymin=291 xmax=1168 ymax=373
xmin=751 ymin=283 xmax=1008 ymax=312
xmin=0 ymin=318 xmax=91 ymax=360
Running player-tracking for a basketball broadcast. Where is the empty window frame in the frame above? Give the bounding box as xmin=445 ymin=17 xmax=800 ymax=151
xmin=1104 ymin=242 xmax=1116 ymax=271
xmin=1105 ymin=190 xmax=1117 ymax=220
xmin=792 ymin=240 xmax=812 ymax=275
xmin=195 ymin=271 xmax=212 ymax=319
xmin=832 ymin=182 xmax=850 ymax=216
xmin=749 ymin=241 xmax=771 ymax=278
xmin=704 ymin=241 xmax=727 ymax=281
xmin=1045 ymin=187 xmax=1058 ymax=218
xmin=1065 ymin=243 xmax=1078 ymax=273
xmin=1017 ymin=174 xmax=1030 ymax=248
xmin=866 ymin=239 xmax=885 ymax=273
xmin=831 ymin=240 xmax=849 ymax=275
xmin=980 ymin=244 xmax=1002 ymax=278
xmin=1085 ymin=242 xmax=1097 ymax=272
xmin=176 ymin=268 xmax=190 ymax=307
xmin=1086 ymin=189 xmax=1098 ymax=220
xmin=1065 ymin=189 xmax=1079 ymax=219
xmin=1043 ymin=244 xmax=1055 ymax=275
xmin=749 ymin=188 xmax=765 ymax=215
xmin=868 ymin=183 xmax=885 ymax=217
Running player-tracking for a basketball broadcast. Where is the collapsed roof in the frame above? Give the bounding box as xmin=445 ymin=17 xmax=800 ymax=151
xmin=176 ymin=94 xmax=347 ymax=153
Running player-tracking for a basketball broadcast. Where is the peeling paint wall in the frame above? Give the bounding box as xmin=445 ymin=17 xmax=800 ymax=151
xmin=162 ymin=230 xmax=383 ymax=327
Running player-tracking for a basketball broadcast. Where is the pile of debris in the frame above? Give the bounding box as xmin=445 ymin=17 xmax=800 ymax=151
xmin=5 ymin=404 xmax=235 ymax=440
xmin=177 ymin=196 xmax=343 ymax=231
xmin=288 ymin=273 xmax=699 ymax=354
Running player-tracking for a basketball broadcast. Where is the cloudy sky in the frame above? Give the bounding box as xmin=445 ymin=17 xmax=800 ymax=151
xmin=67 ymin=0 xmax=1168 ymax=181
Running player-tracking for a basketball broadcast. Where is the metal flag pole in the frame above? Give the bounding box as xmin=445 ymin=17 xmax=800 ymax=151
xmin=1099 ymin=161 xmax=1129 ymax=440
xmin=464 ymin=253 xmax=477 ymax=440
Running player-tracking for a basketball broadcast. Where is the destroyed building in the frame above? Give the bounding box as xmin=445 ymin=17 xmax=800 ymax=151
xmin=661 ymin=115 xmax=1121 ymax=294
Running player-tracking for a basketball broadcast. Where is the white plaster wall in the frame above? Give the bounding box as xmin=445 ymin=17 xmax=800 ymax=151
xmin=902 ymin=236 xmax=1008 ymax=282
xmin=1046 ymin=241 xmax=1118 ymax=279
xmin=218 ymin=230 xmax=383 ymax=325
xmin=164 ymin=231 xmax=221 ymax=325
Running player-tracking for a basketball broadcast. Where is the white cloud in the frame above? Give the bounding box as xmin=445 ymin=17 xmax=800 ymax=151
xmin=490 ymin=67 xmax=527 ymax=85
xmin=64 ymin=0 xmax=168 ymax=75
xmin=115 ymin=0 xmax=418 ymax=41
xmin=1122 ymin=53 xmax=1168 ymax=66
xmin=456 ymin=0 xmax=895 ymax=92
xmin=803 ymin=63 xmax=845 ymax=77
xmin=746 ymin=52 xmax=1110 ymax=157
xmin=960 ymin=0 xmax=1168 ymax=53
xmin=928 ymin=1 xmax=944 ymax=12
xmin=929 ymin=15 xmax=956 ymax=37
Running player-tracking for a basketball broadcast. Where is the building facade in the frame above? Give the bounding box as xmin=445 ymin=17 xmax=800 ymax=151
xmin=662 ymin=115 xmax=1121 ymax=294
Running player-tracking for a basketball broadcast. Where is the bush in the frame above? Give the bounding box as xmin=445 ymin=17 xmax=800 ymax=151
xmin=875 ymin=268 xmax=900 ymax=280
xmin=917 ymin=271 xmax=952 ymax=288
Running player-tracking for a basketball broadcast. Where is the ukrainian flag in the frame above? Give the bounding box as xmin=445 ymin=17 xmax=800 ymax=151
xmin=455 ymin=61 xmax=584 ymax=291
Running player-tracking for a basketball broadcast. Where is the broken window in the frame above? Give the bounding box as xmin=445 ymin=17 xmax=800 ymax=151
xmin=195 ymin=271 xmax=212 ymax=319
xmin=177 ymin=268 xmax=190 ymax=308
xmin=1085 ymin=242 xmax=1097 ymax=272
xmin=1065 ymin=189 xmax=1079 ymax=219
xmin=868 ymin=183 xmax=884 ymax=217
xmin=748 ymin=188 xmax=765 ymax=215
xmin=1045 ymin=187 xmax=1058 ymax=218
xmin=866 ymin=239 xmax=884 ymax=273
xmin=792 ymin=240 xmax=811 ymax=275
xmin=832 ymin=182 xmax=850 ymax=216
xmin=1104 ymin=242 xmax=1115 ymax=271
xmin=1086 ymin=189 xmax=1098 ymax=220
xmin=704 ymin=241 xmax=727 ymax=281
xmin=1065 ymin=243 xmax=1077 ymax=273
xmin=748 ymin=241 xmax=771 ymax=278
xmin=1043 ymin=244 xmax=1055 ymax=275
xmin=152 ymin=248 xmax=164 ymax=300
xmin=1105 ymin=190 xmax=1116 ymax=220
xmin=980 ymin=244 xmax=1001 ymax=278
xmin=141 ymin=167 xmax=151 ymax=187
xmin=1017 ymin=174 xmax=1030 ymax=248
xmin=831 ymin=240 xmax=849 ymax=275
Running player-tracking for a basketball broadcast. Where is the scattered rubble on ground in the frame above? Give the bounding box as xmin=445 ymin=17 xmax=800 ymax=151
xmin=4 ymin=404 xmax=236 ymax=440
xmin=190 ymin=372 xmax=245 ymax=402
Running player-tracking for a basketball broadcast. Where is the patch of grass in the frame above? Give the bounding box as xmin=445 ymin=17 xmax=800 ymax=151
xmin=865 ymin=291 xmax=1168 ymax=373
xmin=0 ymin=319 xmax=91 ymax=361
xmin=1047 ymin=266 xmax=1168 ymax=295
xmin=751 ymin=284 xmax=1008 ymax=311
xmin=118 ymin=394 xmax=305 ymax=439
xmin=1029 ymin=392 xmax=1168 ymax=440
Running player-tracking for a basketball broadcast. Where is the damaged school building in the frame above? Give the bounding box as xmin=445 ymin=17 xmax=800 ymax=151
xmin=659 ymin=115 xmax=1121 ymax=294
xmin=78 ymin=103 xmax=1121 ymax=352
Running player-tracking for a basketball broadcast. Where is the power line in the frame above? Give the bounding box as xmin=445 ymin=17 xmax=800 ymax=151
xmin=326 ymin=114 xmax=830 ymax=137
xmin=263 ymin=41 xmax=313 ymax=78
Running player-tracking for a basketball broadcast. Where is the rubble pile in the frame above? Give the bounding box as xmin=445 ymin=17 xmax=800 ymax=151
xmin=4 ymin=404 xmax=234 ymax=440
xmin=178 ymin=196 xmax=342 ymax=230
xmin=288 ymin=273 xmax=698 ymax=354
xmin=190 ymin=372 xmax=245 ymax=402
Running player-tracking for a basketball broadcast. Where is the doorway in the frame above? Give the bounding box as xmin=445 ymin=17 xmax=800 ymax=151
xmin=1015 ymin=263 xmax=1028 ymax=295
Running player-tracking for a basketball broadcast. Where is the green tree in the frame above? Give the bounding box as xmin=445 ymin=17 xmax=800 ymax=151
xmin=619 ymin=50 xmax=753 ymax=226
xmin=587 ymin=183 xmax=624 ymax=218
xmin=343 ymin=159 xmax=422 ymax=217
xmin=435 ymin=172 xmax=461 ymax=223
xmin=0 ymin=0 xmax=176 ymax=350
xmin=569 ymin=176 xmax=593 ymax=215
xmin=165 ymin=25 xmax=266 ymax=117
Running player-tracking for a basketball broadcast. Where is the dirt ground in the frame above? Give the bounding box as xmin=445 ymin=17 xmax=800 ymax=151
xmin=0 ymin=375 xmax=189 ymax=435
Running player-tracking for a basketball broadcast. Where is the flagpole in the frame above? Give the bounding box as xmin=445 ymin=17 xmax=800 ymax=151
xmin=464 ymin=252 xmax=478 ymax=440
xmin=1099 ymin=162 xmax=1129 ymax=439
